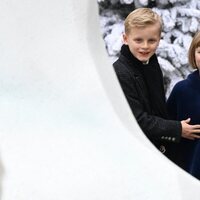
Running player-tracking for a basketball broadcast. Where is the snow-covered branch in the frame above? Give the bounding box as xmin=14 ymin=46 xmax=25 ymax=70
xmin=98 ymin=0 xmax=200 ymax=95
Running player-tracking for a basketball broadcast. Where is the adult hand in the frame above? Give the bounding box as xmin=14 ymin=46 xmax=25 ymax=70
xmin=181 ymin=118 xmax=200 ymax=140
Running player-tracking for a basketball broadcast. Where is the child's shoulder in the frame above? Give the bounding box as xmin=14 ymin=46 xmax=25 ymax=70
xmin=113 ymin=57 xmax=131 ymax=73
xmin=174 ymin=70 xmax=198 ymax=90
xmin=172 ymin=78 xmax=189 ymax=93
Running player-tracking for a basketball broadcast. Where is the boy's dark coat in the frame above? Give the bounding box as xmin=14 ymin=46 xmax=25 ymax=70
xmin=113 ymin=45 xmax=181 ymax=154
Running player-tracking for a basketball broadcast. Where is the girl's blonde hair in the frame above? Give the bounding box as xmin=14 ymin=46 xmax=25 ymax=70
xmin=124 ymin=8 xmax=162 ymax=35
xmin=188 ymin=31 xmax=200 ymax=69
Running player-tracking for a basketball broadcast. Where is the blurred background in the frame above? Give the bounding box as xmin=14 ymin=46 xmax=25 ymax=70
xmin=97 ymin=0 xmax=200 ymax=96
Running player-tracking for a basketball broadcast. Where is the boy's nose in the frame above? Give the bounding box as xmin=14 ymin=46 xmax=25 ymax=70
xmin=141 ymin=41 xmax=148 ymax=48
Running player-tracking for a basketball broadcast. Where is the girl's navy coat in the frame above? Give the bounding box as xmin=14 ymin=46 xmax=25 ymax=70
xmin=167 ymin=70 xmax=200 ymax=180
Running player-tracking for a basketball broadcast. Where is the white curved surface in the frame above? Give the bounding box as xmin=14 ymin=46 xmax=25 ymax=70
xmin=0 ymin=0 xmax=199 ymax=199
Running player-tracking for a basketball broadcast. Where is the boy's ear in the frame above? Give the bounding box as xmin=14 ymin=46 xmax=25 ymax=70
xmin=123 ymin=33 xmax=128 ymax=45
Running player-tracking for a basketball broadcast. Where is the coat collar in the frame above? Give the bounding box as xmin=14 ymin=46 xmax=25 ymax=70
xmin=120 ymin=44 xmax=157 ymax=69
xmin=119 ymin=44 xmax=168 ymax=118
xmin=187 ymin=70 xmax=200 ymax=89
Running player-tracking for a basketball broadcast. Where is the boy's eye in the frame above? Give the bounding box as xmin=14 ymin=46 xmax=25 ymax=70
xmin=149 ymin=39 xmax=156 ymax=43
xmin=134 ymin=38 xmax=142 ymax=42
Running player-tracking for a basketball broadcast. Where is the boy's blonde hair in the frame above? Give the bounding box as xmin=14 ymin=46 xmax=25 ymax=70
xmin=124 ymin=8 xmax=162 ymax=35
xmin=188 ymin=31 xmax=200 ymax=69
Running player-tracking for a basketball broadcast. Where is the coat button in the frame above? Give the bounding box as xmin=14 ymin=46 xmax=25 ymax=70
xmin=159 ymin=145 xmax=166 ymax=153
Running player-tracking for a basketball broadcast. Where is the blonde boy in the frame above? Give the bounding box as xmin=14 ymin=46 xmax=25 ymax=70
xmin=113 ymin=8 xmax=200 ymax=155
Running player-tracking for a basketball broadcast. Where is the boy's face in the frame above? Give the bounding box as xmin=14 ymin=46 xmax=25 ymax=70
xmin=123 ymin=23 xmax=161 ymax=63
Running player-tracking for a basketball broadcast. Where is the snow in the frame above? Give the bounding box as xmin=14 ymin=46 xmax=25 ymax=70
xmin=98 ymin=0 xmax=200 ymax=95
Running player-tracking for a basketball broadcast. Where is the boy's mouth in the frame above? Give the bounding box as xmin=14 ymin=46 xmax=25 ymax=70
xmin=139 ymin=51 xmax=149 ymax=55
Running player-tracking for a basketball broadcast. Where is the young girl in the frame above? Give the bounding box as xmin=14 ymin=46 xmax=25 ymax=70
xmin=167 ymin=31 xmax=200 ymax=180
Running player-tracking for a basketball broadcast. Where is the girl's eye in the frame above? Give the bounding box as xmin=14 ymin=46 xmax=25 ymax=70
xmin=195 ymin=48 xmax=200 ymax=53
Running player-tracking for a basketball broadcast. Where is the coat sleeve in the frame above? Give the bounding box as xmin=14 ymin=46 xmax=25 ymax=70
xmin=114 ymin=65 xmax=181 ymax=143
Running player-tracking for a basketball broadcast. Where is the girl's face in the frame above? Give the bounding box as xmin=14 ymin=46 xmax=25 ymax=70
xmin=195 ymin=46 xmax=200 ymax=68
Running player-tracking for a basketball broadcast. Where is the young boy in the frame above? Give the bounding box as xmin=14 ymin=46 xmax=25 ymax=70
xmin=113 ymin=8 xmax=200 ymax=155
